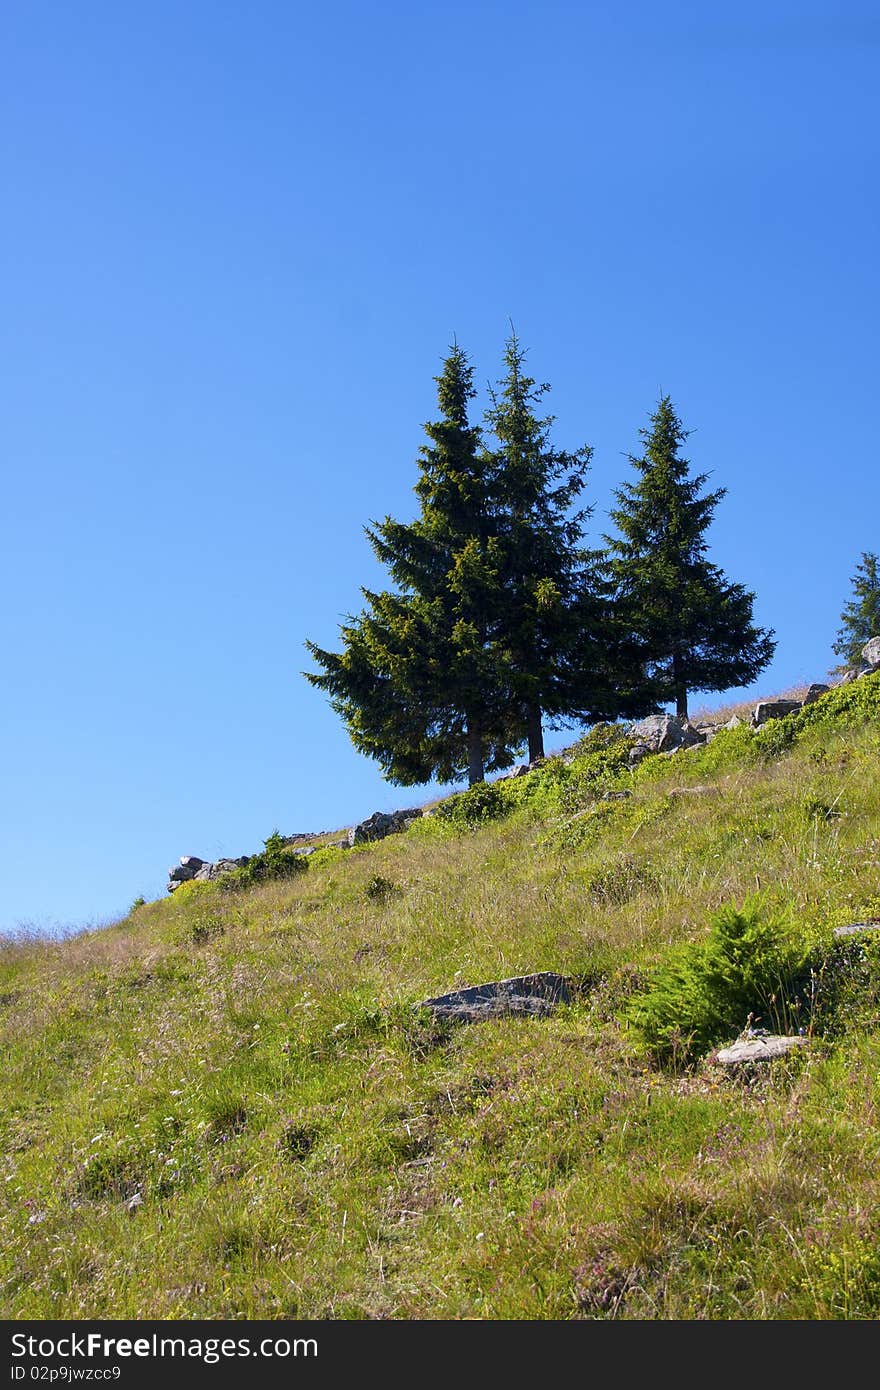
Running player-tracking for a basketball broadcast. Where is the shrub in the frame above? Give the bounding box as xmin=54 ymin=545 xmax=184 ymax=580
xmin=623 ymin=898 xmax=813 ymax=1067
xmin=432 ymin=780 xmax=510 ymax=830
xmin=365 ymin=874 xmax=399 ymax=901
xmin=222 ymin=831 xmax=307 ymax=892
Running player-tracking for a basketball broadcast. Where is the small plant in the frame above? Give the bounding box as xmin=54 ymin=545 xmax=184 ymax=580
xmin=222 ymin=830 xmax=307 ymax=891
xmin=278 ymin=1121 xmax=318 ymax=1162
xmin=188 ymin=912 xmax=226 ymax=945
xmin=365 ymin=874 xmax=399 ymax=901
xmin=624 ymin=897 xmax=812 ymax=1067
xmin=130 ymin=896 xmax=146 ymax=912
xmin=586 ymin=855 xmax=657 ymax=906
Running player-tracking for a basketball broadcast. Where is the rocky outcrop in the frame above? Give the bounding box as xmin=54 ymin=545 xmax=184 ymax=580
xmin=752 ymin=698 xmax=802 ymax=727
xmin=804 ymin=683 xmax=830 ymax=704
xmin=630 ymin=714 xmax=702 ymax=754
xmin=418 ymin=971 xmax=570 ymax=1023
xmin=862 ymin=636 xmax=880 ymax=670
xmin=168 ymin=855 xmax=250 ymax=892
xmin=348 ymin=808 xmax=422 ymax=847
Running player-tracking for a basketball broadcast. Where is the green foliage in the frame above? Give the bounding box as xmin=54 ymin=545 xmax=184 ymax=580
xmin=431 ymin=779 xmax=511 ymax=830
xmin=607 ymin=396 xmax=775 ymax=718
xmin=833 ymin=551 xmax=880 ymax=668
xmin=364 ymin=874 xmax=399 ymax=902
xmin=129 ymin=896 xmax=146 ymax=912
xmin=222 ymin=831 xmax=307 ymax=892
xmin=624 ymin=899 xmax=812 ymax=1066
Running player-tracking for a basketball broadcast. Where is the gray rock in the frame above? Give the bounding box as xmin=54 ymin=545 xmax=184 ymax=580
xmin=349 ymin=808 xmax=422 ymax=847
xmin=803 ymin=683 xmax=830 ymax=704
xmin=168 ymin=863 xmax=197 ymax=884
xmin=291 ymin=845 xmax=315 ymax=857
xmin=715 ymin=1034 xmax=808 ymax=1065
xmin=628 ymin=743 xmax=652 ymax=766
xmin=752 ymin=698 xmax=802 ymax=727
xmin=179 ymin=856 xmax=205 ymax=871
xmin=833 ymin=919 xmax=880 ymax=940
xmin=418 ymin=972 xmax=570 ymax=1023
xmin=630 ymin=714 xmax=700 ymax=754
xmin=498 ymin=764 xmax=529 ymax=781
xmin=861 ymin=636 xmax=880 ymax=669
xmin=724 ymin=714 xmax=744 ymax=729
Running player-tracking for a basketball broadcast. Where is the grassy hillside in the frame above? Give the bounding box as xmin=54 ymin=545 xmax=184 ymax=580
xmin=3 ymin=676 xmax=880 ymax=1320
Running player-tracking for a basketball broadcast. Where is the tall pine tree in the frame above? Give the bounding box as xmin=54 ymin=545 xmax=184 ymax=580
xmin=607 ymin=396 xmax=775 ymax=719
xmin=304 ymin=344 xmax=519 ymax=786
xmin=486 ymin=332 xmax=652 ymax=760
xmin=833 ymin=551 xmax=880 ymax=667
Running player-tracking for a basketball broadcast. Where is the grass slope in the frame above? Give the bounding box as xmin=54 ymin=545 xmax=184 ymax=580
xmin=3 ymin=676 xmax=880 ymax=1320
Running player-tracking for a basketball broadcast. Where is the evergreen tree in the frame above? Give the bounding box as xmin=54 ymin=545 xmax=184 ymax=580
xmin=832 ymin=551 xmax=880 ymax=667
xmin=485 ymin=332 xmax=653 ymax=760
xmin=304 ymin=345 xmax=520 ymax=786
xmin=607 ymin=396 xmax=775 ymax=719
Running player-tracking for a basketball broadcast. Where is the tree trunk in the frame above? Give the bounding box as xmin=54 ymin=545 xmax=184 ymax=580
xmin=672 ymin=650 xmax=688 ymax=721
xmin=466 ymin=715 xmax=484 ymax=786
xmin=526 ymin=703 xmax=545 ymax=763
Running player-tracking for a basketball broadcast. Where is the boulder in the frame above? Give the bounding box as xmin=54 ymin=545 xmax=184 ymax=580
xmin=168 ymin=863 xmax=196 ymax=885
xmin=629 ymin=714 xmax=700 ymax=755
xmin=179 ymin=855 xmax=205 ymax=871
xmin=833 ymin=919 xmax=880 ymax=940
xmin=418 ymin=972 xmax=570 ymax=1023
xmin=861 ymin=636 xmax=880 ymax=670
xmin=752 ymin=699 xmax=802 ymax=727
xmin=349 ymin=808 xmax=422 ymax=847
xmin=803 ymin=683 xmax=830 ymax=705
xmin=714 ymin=1034 xmax=808 ymax=1065
xmin=627 ymin=743 xmax=652 ymax=766
xmin=724 ymin=714 xmax=744 ymax=729
xmin=498 ymin=764 xmax=529 ymax=781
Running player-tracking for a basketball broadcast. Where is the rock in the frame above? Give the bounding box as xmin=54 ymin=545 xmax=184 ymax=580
xmin=498 ymin=764 xmax=529 ymax=781
xmin=630 ymin=714 xmax=700 ymax=754
xmin=724 ymin=714 xmax=744 ymax=729
xmin=861 ymin=636 xmax=880 ymax=669
xmin=349 ymin=808 xmax=422 ymax=847
xmin=834 ymin=668 xmax=861 ymax=687
xmin=752 ymin=699 xmax=802 ymax=727
xmin=168 ymin=863 xmax=197 ymax=884
xmin=179 ymin=856 xmax=205 ymax=871
xmin=291 ymin=846 xmax=315 ymax=857
xmin=327 ymin=839 xmax=351 ymax=850
xmin=692 ymin=722 xmax=717 ymax=743
xmin=668 ymin=785 xmax=721 ymax=799
xmin=628 ymin=743 xmax=651 ymax=766
xmin=833 ymin=919 xmax=880 ymax=940
xmin=714 ymin=1034 xmax=808 ymax=1065
xmin=418 ymin=972 xmax=570 ymax=1023
xmin=803 ymin=683 xmax=830 ymax=704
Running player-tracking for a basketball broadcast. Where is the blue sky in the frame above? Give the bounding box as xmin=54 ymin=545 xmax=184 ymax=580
xmin=2 ymin=1 xmax=878 ymax=933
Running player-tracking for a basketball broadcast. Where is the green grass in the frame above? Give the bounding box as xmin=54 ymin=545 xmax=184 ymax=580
xmin=3 ymin=675 xmax=880 ymax=1319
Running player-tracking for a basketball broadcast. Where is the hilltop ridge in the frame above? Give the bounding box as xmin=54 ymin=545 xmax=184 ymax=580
xmin=2 ymin=659 xmax=880 ymax=1319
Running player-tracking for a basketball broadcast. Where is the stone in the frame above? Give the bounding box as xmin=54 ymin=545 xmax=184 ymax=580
xmin=861 ymin=636 xmax=880 ymax=669
xmin=668 ymin=785 xmax=721 ymax=799
xmin=498 ymin=764 xmax=529 ymax=781
xmin=628 ymin=743 xmax=651 ymax=766
xmin=179 ymin=856 xmax=205 ymax=871
xmin=291 ymin=846 xmax=315 ymax=857
xmin=803 ymin=683 xmax=830 ymax=704
xmin=630 ymin=714 xmax=700 ymax=754
xmin=752 ymin=698 xmax=802 ymax=727
xmin=833 ymin=919 xmax=880 ymax=940
xmin=418 ymin=972 xmax=570 ymax=1023
xmin=715 ymin=1034 xmax=808 ymax=1065
xmin=349 ymin=808 xmax=422 ymax=846
xmin=168 ymin=863 xmax=196 ymax=884
xmin=724 ymin=714 xmax=744 ymax=729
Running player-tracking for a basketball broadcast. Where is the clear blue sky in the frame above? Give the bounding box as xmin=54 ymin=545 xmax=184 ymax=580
xmin=2 ymin=1 xmax=878 ymax=933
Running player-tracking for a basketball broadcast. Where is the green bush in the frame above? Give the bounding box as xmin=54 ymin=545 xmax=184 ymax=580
xmin=221 ymin=831 xmax=308 ymax=892
xmin=432 ymin=780 xmax=511 ymax=830
xmin=623 ymin=898 xmax=812 ymax=1067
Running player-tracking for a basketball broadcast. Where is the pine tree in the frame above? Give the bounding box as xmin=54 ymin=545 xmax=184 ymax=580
xmin=483 ymin=333 xmax=653 ymax=761
xmin=304 ymin=345 xmax=520 ymax=786
xmin=607 ymin=396 xmax=775 ymax=720
xmin=833 ymin=551 xmax=880 ymax=668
